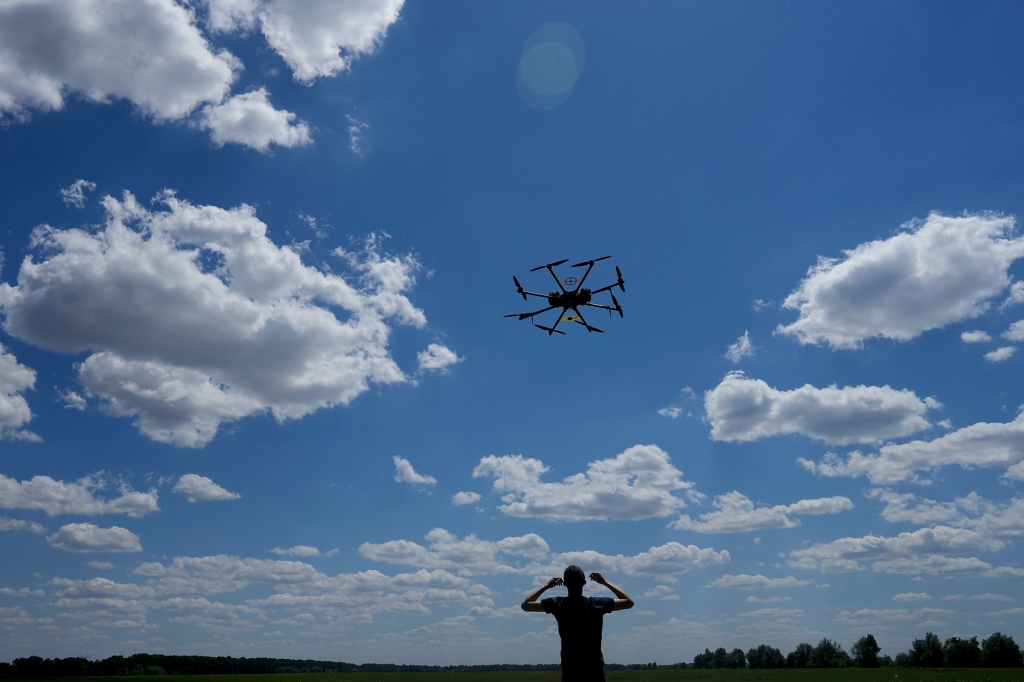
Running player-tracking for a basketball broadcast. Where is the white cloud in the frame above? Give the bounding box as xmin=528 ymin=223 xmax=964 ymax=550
xmin=867 ymin=488 xmax=963 ymax=524
xmin=0 ymin=343 xmax=39 ymax=441
xmin=0 ymin=191 xmax=428 ymax=446
xmin=988 ymin=607 xmax=1024 ymax=616
xmin=740 ymin=607 xmax=804 ymax=618
xmin=705 ymin=574 xmax=811 ymax=590
xmin=172 ymin=474 xmax=240 ymax=502
xmin=200 ymin=88 xmax=311 ymax=151
xmin=48 ymin=523 xmax=142 ymax=553
xmin=59 ymin=389 xmax=87 ymax=410
xmin=359 ymin=528 xmax=549 ymax=575
xmin=961 ymin=330 xmax=992 ymax=343
xmin=724 ymin=331 xmax=755 ymax=363
xmin=60 ymin=180 xmax=96 ymax=208
xmin=270 ymin=545 xmax=338 ymax=557
xmin=393 ymin=457 xmax=437 ymax=486
xmin=1004 ymin=320 xmax=1024 ymax=341
xmin=0 ymin=473 xmax=158 ymax=517
xmin=0 ymin=515 xmax=46 ymax=534
xmin=777 ymin=213 xmax=1024 ymax=349
xmin=942 ymin=593 xmax=1014 ymax=601
xmin=746 ymin=595 xmax=791 ymax=603
xmin=642 ymin=585 xmax=677 ymax=600
xmin=471 ymin=445 xmax=701 ymax=521
xmin=346 ymin=114 xmax=369 ymax=156
xmin=670 ymin=491 xmax=853 ymax=533
xmin=416 ymin=344 xmax=462 ymax=373
xmin=358 ymin=528 xmax=728 ymax=579
xmin=657 ymin=406 xmax=682 ymax=419
xmin=893 ymin=592 xmax=931 ymax=601
xmin=237 ymin=0 xmax=405 ymax=83
xmin=88 ymin=561 xmax=115 ymax=570
xmin=451 ymin=491 xmax=481 ymax=506
xmin=787 ymin=526 xmax=1005 ymax=574
xmin=1002 ymin=281 xmax=1024 ymax=309
xmin=705 ymin=372 xmax=937 ymax=445
xmin=0 ymin=0 xmax=237 ymax=122
xmin=985 ymin=346 xmax=1015 ymax=362
xmin=800 ymin=412 xmax=1024 ymax=484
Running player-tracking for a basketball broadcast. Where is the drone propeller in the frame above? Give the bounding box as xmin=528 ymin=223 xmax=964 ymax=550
xmin=530 ymin=259 xmax=569 ymax=272
xmin=571 ymin=255 xmax=612 ymax=268
xmin=513 ymin=275 xmax=528 ymax=301
xmin=573 ymin=320 xmax=604 ymax=333
xmin=534 ymin=323 xmax=566 ymax=336
xmin=611 ymin=293 xmax=624 ymax=318
xmin=616 ymin=266 xmax=626 ymax=292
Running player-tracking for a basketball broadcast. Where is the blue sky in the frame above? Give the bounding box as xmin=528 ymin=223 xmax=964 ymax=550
xmin=1 ymin=0 xmax=1024 ymax=666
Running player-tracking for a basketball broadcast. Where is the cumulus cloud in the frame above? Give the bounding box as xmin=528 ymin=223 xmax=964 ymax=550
xmin=471 ymin=445 xmax=701 ymax=521
xmin=0 ymin=191 xmax=430 ymax=446
xmin=0 ymin=0 xmax=404 ymax=149
xmin=985 ymin=346 xmax=1016 ymax=362
xmin=1005 ymin=320 xmax=1024 ymax=341
xmin=867 ymin=488 xmax=963 ymax=524
xmin=657 ymin=406 xmax=683 ymax=419
xmin=393 ymin=457 xmax=437 ymax=486
xmin=1002 ymin=282 xmax=1024 ymax=309
xmin=172 ymin=474 xmax=240 ymax=502
xmin=346 ymin=114 xmax=369 ymax=156
xmin=787 ymin=526 xmax=1006 ymax=575
xmin=705 ymin=574 xmax=811 ymax=589
xmin=0 ymin=0 xmax=236 ymax=122
xmin=359 ymin=528 xmax=728 ymax=579
xmin=451 ymin=491 xmax=480 ymax=506
xmin=0 ymin=473 xmax=158 ymax=517
xmin=671 ymin=491 xmax=853 ymax=533
xmin=0 ymin=343 xmax=39 ymax=441
xmin=777 ymin=213 xmax=1024 ymax=349
xmin=705 ymin=372 xmax=937 ymax=445
xmin=800 ymin=412 xmax=1024 ymax=484
xmin=48 ymin=523 xmax=142 ymax=553
xmin=270 ymin=545 xmax=338 ymax=557
xmin=0 ymin=515 xmax=46 ymax=534
xmin=416 ymin=344 xmax=462 ymax=373
xmin=60 ymin=180 xmax=96 ymax=208
xmin=961 ymin=330 xmax=992 ymax=343
xmin=359 ymin=528 xmax=550 ymax=575
xmin=893 ymin=592 xmax=931 ymax=601
xmin=200 ymin=89 xmax=310 ymax=150
xmin=206 ymin=0 xmax=405 ymax=83
xmin=724 ymin=331 xmax=755 ymax=363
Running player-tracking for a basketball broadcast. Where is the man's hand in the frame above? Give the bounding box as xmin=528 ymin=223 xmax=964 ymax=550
xmin=522 ymin=577 xmax=563 ymax=612
xmin=591 ymin=573 xmax=634 ymax=611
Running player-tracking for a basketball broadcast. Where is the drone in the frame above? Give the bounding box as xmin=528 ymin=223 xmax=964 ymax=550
xmin=504 ymin=256 xmax=625 ymax=335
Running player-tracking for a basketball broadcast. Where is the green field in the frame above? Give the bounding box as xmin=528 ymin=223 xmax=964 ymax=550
xmin=10 ymin=670 xmax=1024 ymax=682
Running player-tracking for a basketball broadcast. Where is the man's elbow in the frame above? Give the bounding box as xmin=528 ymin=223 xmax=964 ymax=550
xmin=622 ymin=599 xmax=634 ymax=610
xmin=521 ymin=601 xmax=533 ymax=611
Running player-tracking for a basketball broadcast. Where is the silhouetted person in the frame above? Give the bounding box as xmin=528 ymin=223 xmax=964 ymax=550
xmin=521 ymin=565 xmax=634 ymax=682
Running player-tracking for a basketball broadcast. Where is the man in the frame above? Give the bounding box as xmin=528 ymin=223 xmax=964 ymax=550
xmin=521 ymin=566 xmax=634 ymax=682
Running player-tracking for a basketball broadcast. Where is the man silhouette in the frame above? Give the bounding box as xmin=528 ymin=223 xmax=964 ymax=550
xmin=521 ymin=566 xmax=634 ymax=682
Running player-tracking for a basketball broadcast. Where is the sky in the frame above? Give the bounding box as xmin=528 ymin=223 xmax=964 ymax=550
xmin=1 ymin=0 xmax=1024 ymax=667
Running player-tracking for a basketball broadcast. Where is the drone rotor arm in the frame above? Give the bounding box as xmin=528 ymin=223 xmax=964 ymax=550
xmin=571 ymin=307 xmax=603 ymax=333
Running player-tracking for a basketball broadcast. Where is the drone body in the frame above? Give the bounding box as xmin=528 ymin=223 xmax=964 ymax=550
xmin=505 ymin=256 xmax=625 ymax=335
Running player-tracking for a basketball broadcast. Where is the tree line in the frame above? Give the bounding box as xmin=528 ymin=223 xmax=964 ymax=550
xmin=0 ymin=656 xmax=562 ymax=679
xmin=692 ymin=632 xmax=1023 ymax=669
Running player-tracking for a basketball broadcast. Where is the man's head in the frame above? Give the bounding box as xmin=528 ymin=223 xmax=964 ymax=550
xmin=563 ymin=565 xmax=586 ymax=594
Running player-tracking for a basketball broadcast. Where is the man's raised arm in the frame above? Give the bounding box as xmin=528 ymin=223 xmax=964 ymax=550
xmin=521 ymin=577 xmax=562 ymax=612
xmin=589 ymin=572 xmax=634 ymax=611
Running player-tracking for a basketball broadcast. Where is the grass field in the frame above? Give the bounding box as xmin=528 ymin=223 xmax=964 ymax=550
xmin=10 ymin=670 xmax=1024 ymax=682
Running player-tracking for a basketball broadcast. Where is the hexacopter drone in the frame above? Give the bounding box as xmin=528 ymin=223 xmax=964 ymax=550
xmin=504 ymin=256 xmax=625 ymax=335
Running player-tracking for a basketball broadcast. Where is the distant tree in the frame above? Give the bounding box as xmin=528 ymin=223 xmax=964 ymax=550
xmin=811 ymin=638 xmax=850 ymax=668
xmin=787 ymin=642 xmax=813 ymax=668
xmin=893 ymin=652 xmax=912 ymax=668
xmin=852 ymin=634 xmax=881 ymax=667
xmin=692 ymin=649 xmax=713 ymax=669
xmin=981 ymin=632 xmax=1023 ymax=668
xmin=944 ymin=636 xmax=981 ymax=668
xmin=747 ymin=644 xmax=785 ymax=669
xmin=910 ymin=632 xmax=944 ymax=667
xmin=724 ymin=648 xmax=746 ymax=669
xmin=713 ymin=647 xmax=727 ymax=669
xmin=878 ymin=655 xmax=894 ymax=668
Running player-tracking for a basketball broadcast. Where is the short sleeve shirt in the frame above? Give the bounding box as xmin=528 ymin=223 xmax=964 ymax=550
xmin=541 ymin=595 xmax=615 ymax=682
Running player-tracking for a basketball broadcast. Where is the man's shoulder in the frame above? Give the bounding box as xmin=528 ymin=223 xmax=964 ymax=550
xmin=587 ymin=596 xmax=615 ymax=612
